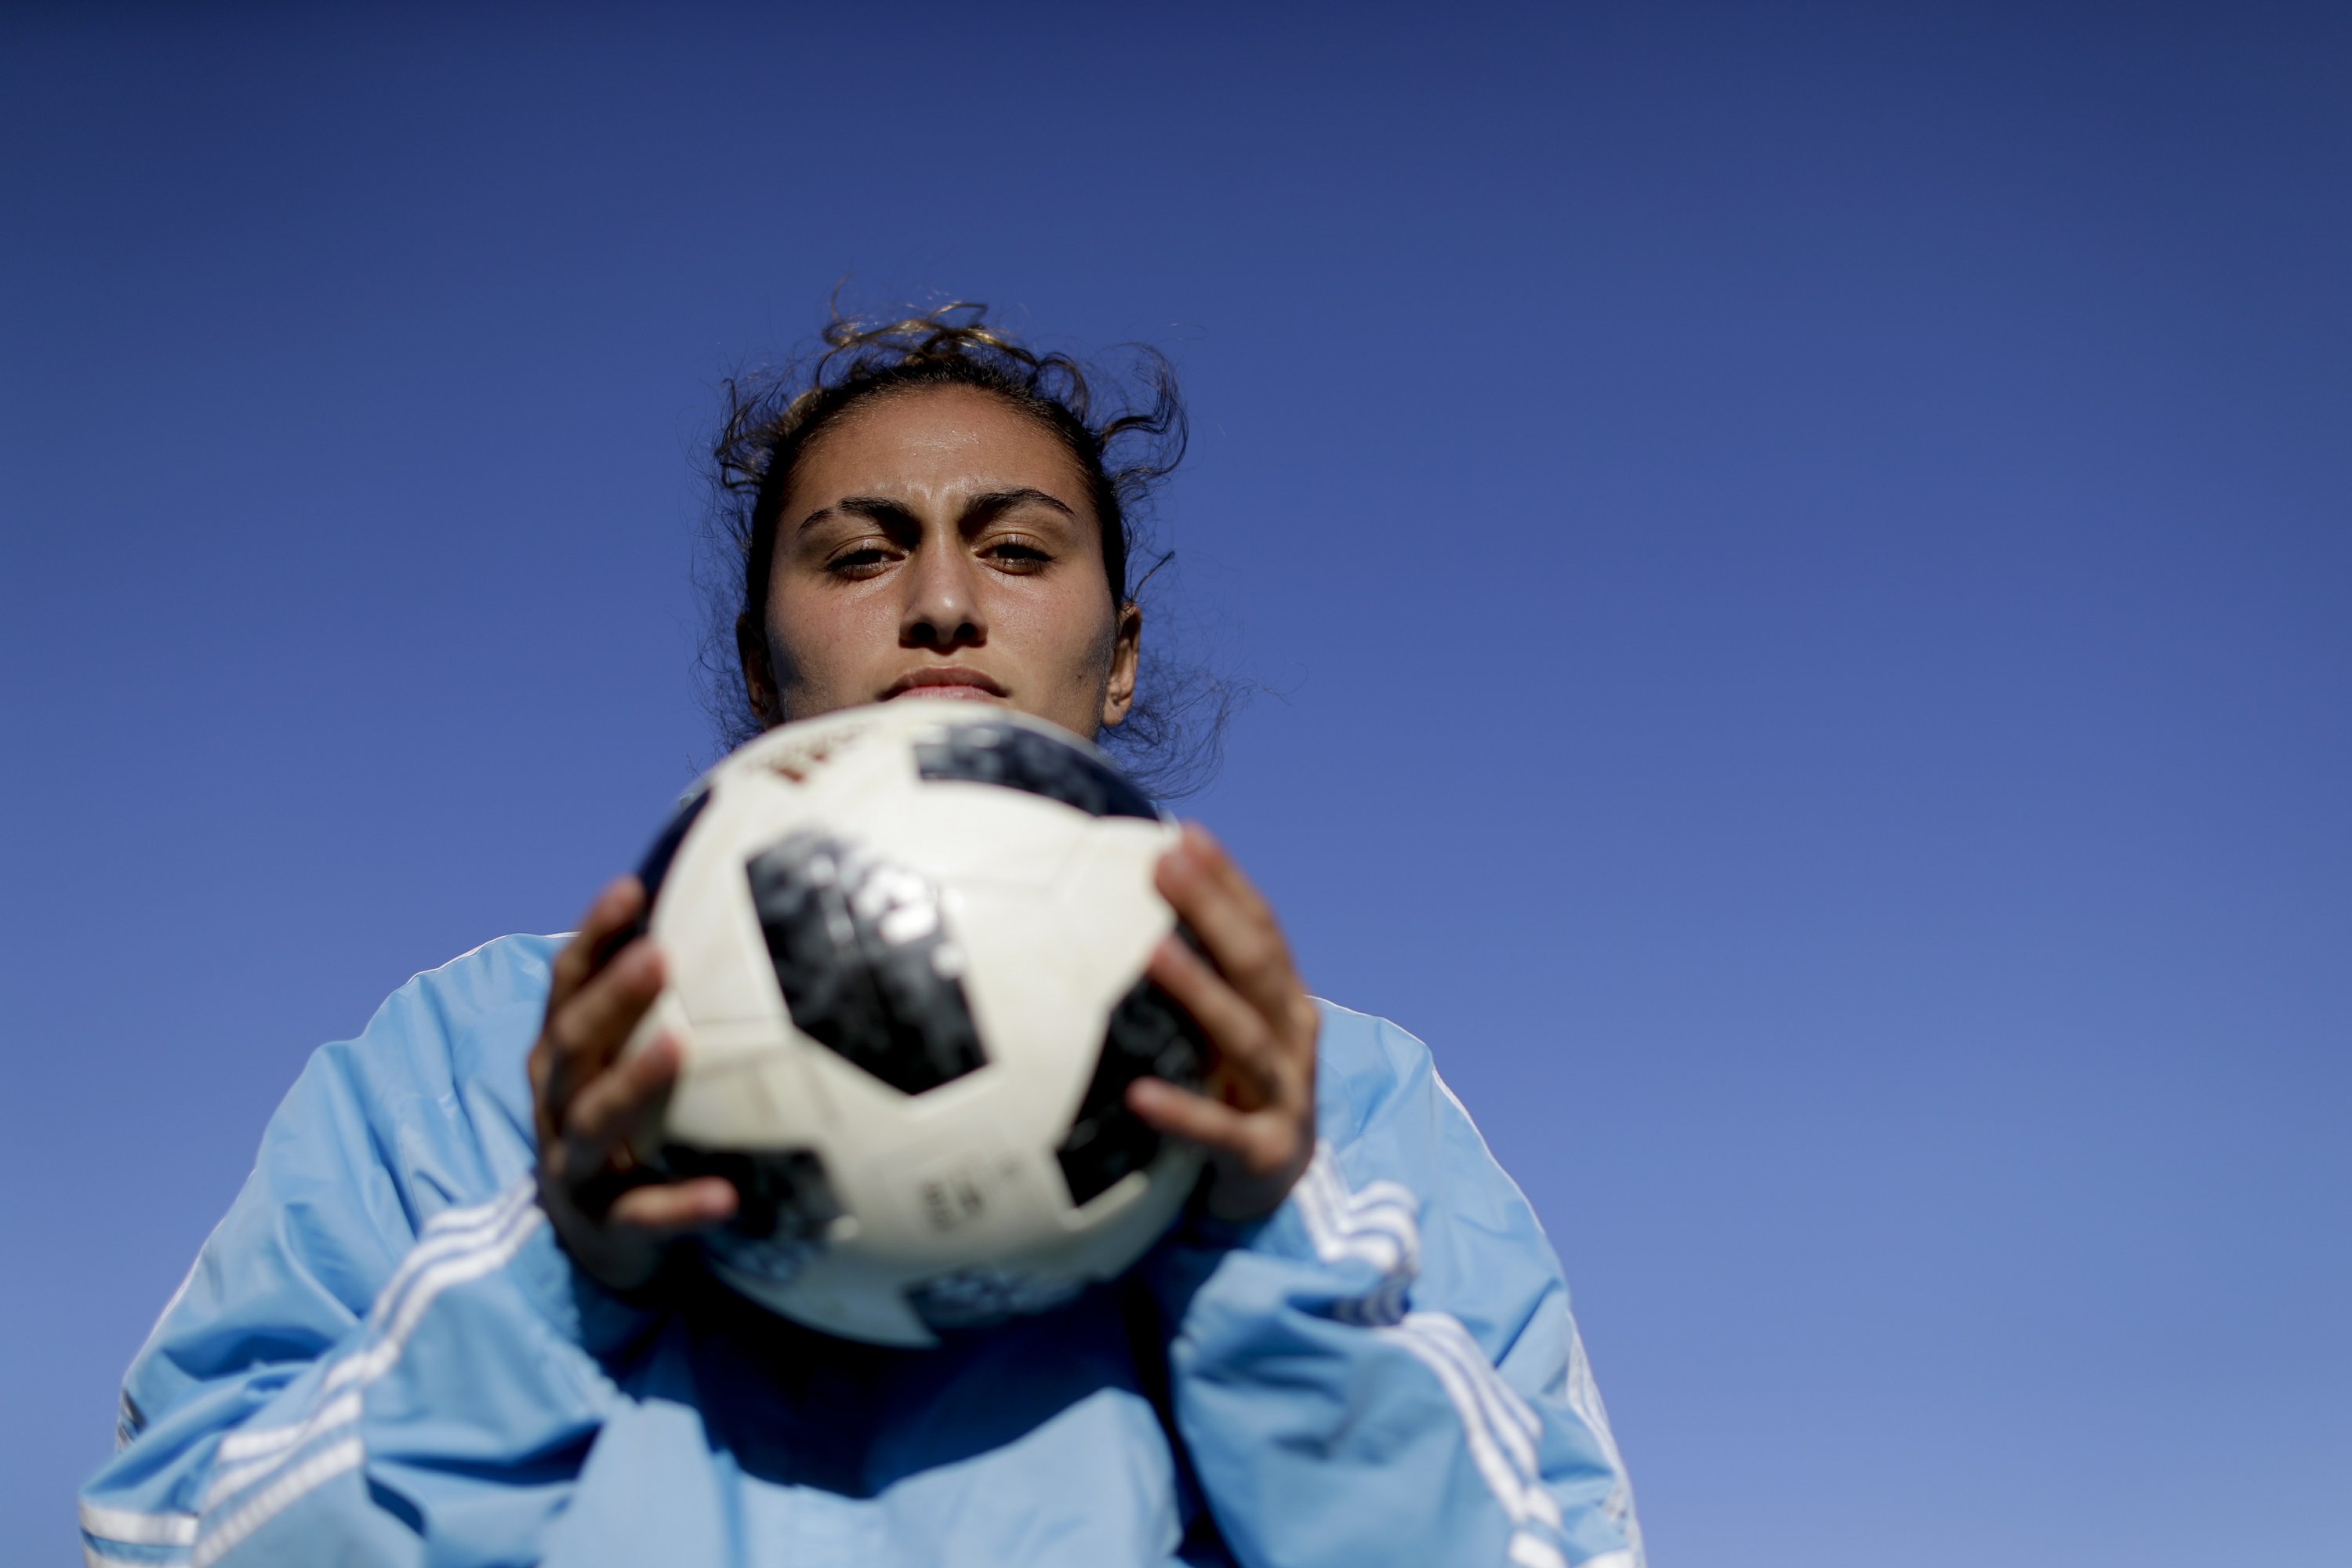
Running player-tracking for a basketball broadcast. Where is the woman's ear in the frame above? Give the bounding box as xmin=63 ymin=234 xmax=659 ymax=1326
xmin=1101 ymin=601 xmax=1142 ymax=728
xmin=735 ymin=612 xmax=782 ymax=729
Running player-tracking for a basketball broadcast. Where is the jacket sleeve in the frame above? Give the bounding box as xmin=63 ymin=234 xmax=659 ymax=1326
xmin=1145 ymin=1004 xmax=1644 ymax=1568
xmin=79 ymin=947 xmax=634 ymax=1568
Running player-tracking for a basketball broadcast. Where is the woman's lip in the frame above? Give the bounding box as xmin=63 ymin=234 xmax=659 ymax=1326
xmin=881 ymin=668 xmax=1008 ymax=701
xmin=888 ymin=684 xmax=1003 ymax=702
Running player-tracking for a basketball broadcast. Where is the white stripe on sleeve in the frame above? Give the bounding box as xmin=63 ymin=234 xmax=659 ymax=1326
xmin=194 ymin=1183 xmax=544 ymax=1553
xmin=213 ymin=1182 xmax=534 ymax=1466
xmin=193 ymin=1437 xmax=364 ymax=1568
xmin=79 ymin=1499 xmax=198 ymax=1546
xmin=1509 ymin=1531 xmax=1572 ymax=1568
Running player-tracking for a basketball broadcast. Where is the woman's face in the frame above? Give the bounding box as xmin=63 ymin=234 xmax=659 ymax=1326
xmin=749 ymin=386 xmax=1140 ymax=739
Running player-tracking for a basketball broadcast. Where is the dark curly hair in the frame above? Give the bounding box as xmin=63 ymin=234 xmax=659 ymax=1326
xmin=700 ymin=302 xmax=1230 ymax=795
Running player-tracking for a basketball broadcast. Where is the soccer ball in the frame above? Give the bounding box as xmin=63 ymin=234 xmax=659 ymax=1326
xmin=617 ymin=702 xmax=1206 ymax=1346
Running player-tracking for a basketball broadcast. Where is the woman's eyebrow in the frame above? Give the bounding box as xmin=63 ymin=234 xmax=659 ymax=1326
xmin=795 ymin=495 xmax=918 ymax=533
xmin=793 ymin=489 xmax=1074 ymax=535
xmin=960 ymin=488 xmax=1076 ymax=525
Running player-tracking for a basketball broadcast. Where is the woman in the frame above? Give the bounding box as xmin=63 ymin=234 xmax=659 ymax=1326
xmin=80 ymin=309 xmax=1644 ymax=1568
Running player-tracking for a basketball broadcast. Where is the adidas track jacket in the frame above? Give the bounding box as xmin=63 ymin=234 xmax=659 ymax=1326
xmin=82 ymin=933 xmax=1642 ymax=1568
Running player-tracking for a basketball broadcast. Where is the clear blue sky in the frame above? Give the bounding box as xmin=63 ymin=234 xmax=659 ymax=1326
xmin=4 ymin=5 xmax=2347 ymax=1563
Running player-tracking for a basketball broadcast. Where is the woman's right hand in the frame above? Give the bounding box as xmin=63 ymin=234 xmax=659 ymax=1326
xmin=528 ymin=877 xmax=738 ymax=1294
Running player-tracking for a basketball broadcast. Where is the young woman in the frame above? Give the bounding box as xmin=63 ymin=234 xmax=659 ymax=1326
xmin=81 ymin=310 xmax=1644 ymax=1568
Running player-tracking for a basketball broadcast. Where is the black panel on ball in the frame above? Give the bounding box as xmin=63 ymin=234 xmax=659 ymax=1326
xmin=913 ymin=720 xmax=1159 ymax=822
xmin=906 ymin=1266 xmax=1083 ymax=1334
xmin=661 ymin=1145 xmax=842 ymax=1286
xmin=595 ymin=782 xmax=713 ymax=968
xmin=636 ymin=783 xmax=712 ymax=906
xmin=661 ymin=1145 xmax=841 ymax=1240
xmin=1055 ymin=960 xmax=1208 ymax=1207
xmin=746 ymin=829 xmax=987 ymax=1095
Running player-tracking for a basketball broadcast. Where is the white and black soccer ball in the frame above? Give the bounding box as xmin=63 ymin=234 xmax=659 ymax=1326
xmin=615 ymin=702 xmax=1207 ymax=1346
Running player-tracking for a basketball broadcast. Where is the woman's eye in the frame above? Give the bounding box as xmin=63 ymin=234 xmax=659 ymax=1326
xmin=826 ymin=545 xmax=895 ymax=577
xmin=985 ymin=539 xmax=1052 ymax=570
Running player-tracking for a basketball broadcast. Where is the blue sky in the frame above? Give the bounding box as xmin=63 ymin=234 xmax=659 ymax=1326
xmin=4 ymin=5 xmax=2347 ymax=1562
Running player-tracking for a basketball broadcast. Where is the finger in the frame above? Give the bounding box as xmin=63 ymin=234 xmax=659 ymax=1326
xmin=607 ymin=1176 xmax=739 ymax=1238
xmin=1158 ymin=829 xmax=1302 ymax=1031
xmin=550 ymin=877 xmax=645 ymax=1007
xmin=1181 ymin=823 xmax=1279 ymax=933
xmin=1126 ymin=1076 xmax=1260 ymax=1154
xmin=1149 ymin=937 xmax=1283 ymax=1105
xmin=544 ymin=939 xmax=664 ymax=1118
xmin=560 ymin=1032 xmax=680 ymax=1176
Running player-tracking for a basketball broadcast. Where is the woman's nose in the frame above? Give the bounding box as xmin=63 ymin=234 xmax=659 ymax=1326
xmin=899 ymin=543 xmax=985 ymax=650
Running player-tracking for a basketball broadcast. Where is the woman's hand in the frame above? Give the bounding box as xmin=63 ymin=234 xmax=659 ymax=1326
xmin=1127 ymin=825 xmax=1319 ymax=1222
xmin=528 ymin=877 xmax=737 ymax=1294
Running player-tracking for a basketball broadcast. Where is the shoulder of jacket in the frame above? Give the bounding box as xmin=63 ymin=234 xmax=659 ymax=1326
xmin=270 ymin=932 xmax=554 ymax=1209
xmin=1308 ymin=996 xmax=1441 ymax=1145
xmin=307 ymin=933 xmax=558 ymax=1115
xmin=399 ymin=930 xmax=564 ymax=1002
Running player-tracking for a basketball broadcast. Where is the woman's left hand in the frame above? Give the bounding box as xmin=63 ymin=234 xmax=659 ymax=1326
xmin=1127 ymin=823 xmax=1319 ymax=1222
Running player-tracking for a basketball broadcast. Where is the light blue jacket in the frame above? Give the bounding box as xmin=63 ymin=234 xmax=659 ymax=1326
xmin=82 ymin=934 xmax=1643 ymax=1568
